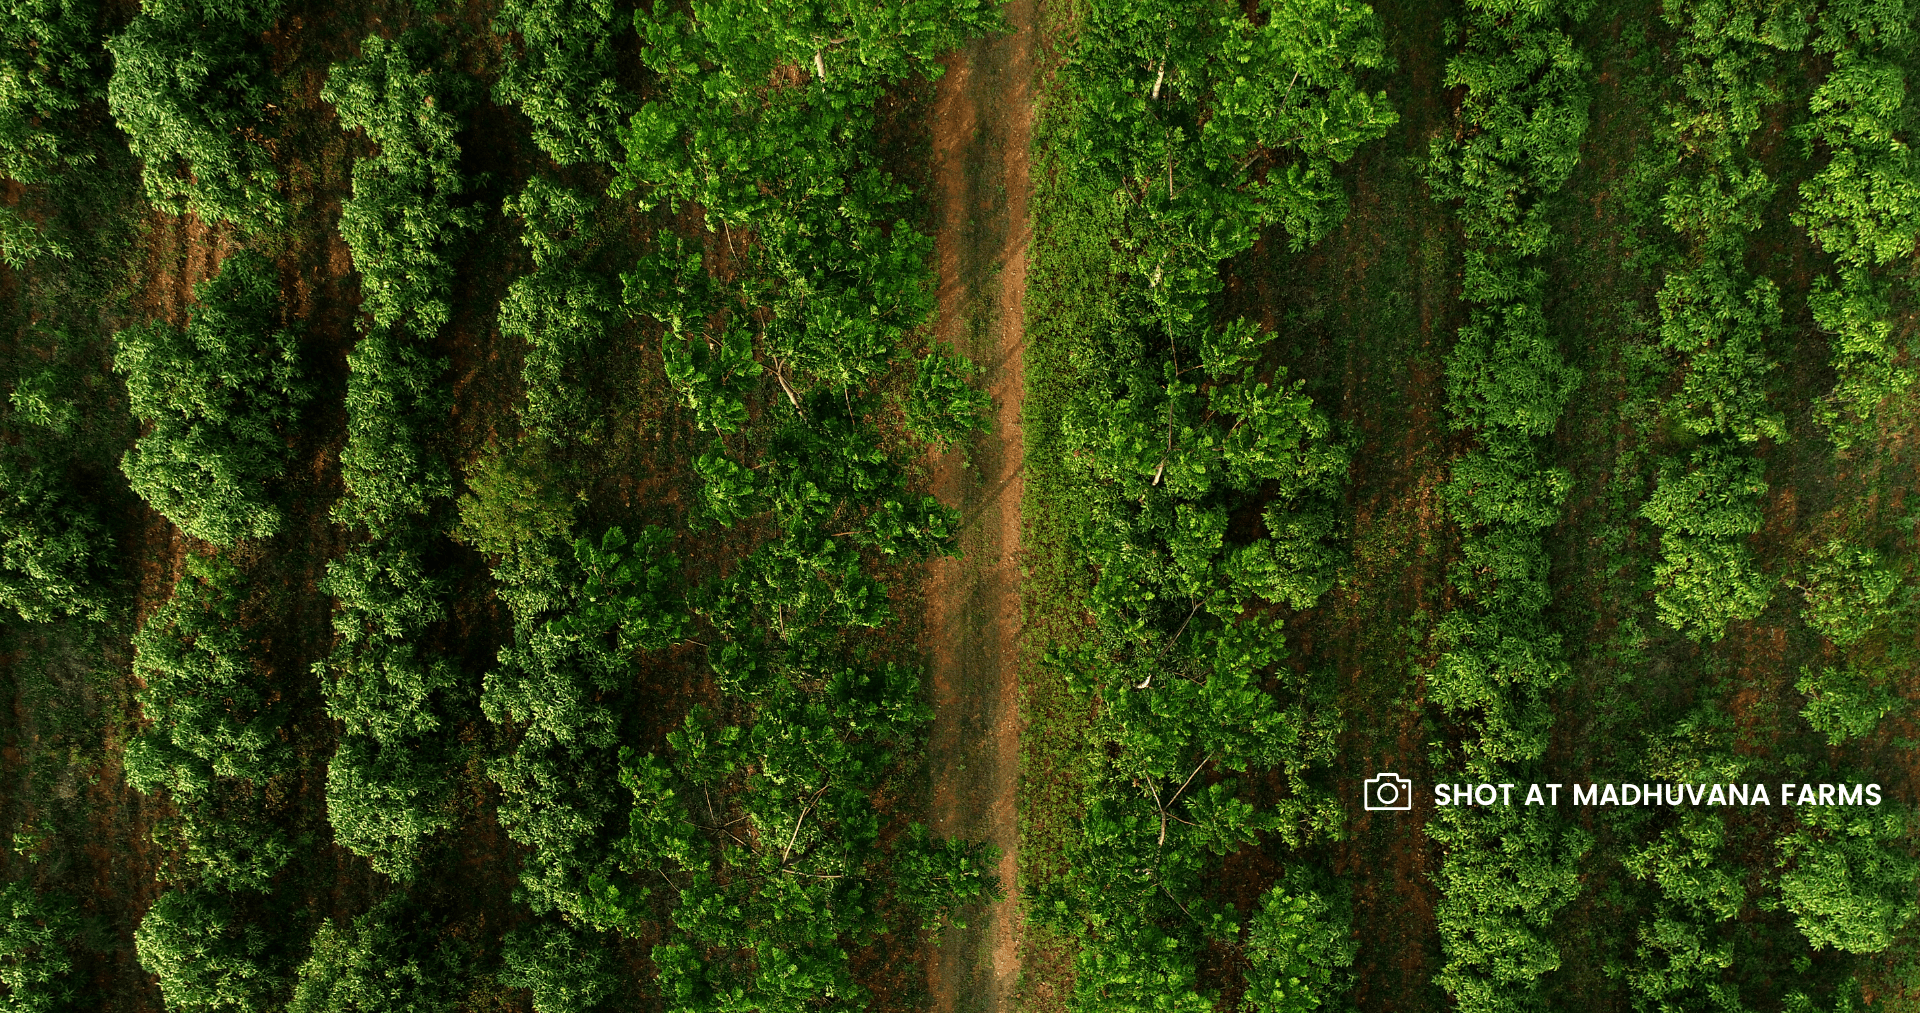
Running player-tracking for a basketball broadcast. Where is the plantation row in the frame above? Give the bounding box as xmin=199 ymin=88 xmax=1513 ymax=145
xmin=476 ymin=1 xmax=1008 ymax=1005
xmin=1418 ymin=1 xmax=1595 ymax=1010
xmin=1034 ymin=0 xmax=1394 ymax=1008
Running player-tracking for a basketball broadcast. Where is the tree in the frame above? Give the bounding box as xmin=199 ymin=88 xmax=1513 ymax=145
xmin=0 ymin=884 xmax=81 ymax=1013
xmin=0 ymin=0 xmax=105 ymax=182
xmin=1778 ymin=806 xmax=1919 ymax=955
xmin=0 ymin=455 xmax=109 ymax=623
xmin=106 ymin=0 xmax=287 ymax=226
xmin=1240 ymin=875 xmax=1356 ymax=1013
xmin=287 ymin=894 xmax=469 ymax=1013
xmin=134 ymin=887 xmax=284 ymax=1013
xmin=492 ymin=0 xmax=630 ymax=164
xmin=499 ymin=921 xmax=617 ymax=1013
xmin=116 ymin=250 xmax=309 ymax=546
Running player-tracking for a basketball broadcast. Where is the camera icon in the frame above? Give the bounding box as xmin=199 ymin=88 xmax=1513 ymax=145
xmin=1364 ymin=772 xmax=1415 ymax=811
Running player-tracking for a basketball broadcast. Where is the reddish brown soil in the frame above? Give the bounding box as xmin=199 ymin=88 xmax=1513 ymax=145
xmin=921 ymin=0 xmax=1037 ymax=1010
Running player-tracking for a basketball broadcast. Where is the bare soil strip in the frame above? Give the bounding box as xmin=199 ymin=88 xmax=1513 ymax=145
xmin=923 ymin=1 xmax=1036 ymax=1011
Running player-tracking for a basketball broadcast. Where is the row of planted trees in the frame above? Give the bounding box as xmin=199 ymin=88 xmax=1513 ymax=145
xmin=0 ymin=0 xmax=316 ymax=1008
xmin=1034 ymin=0 xmax=1396 ymax=1009
xmin=469 ymin=0 xmax=1012 ymax=1007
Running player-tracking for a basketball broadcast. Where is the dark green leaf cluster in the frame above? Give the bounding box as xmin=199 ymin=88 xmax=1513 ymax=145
xmin=124 ymin=556 xmax=300 ymax=1013
xmin=498 ymin=921 xmax=617 ymax=1013
xmin=0 ymin=453 xmax=110 ymax=624
xmin=0 ymin=884 xmax=83 ymax=1013
xmin=492 ymin=0 xmax=631 ymax=165
xmin=125 ymin=556 xmax=294 ymax=891
xmin=1776 ymin=806 xmax=1919 ymax=955
xmin=317 ymin=536 xmax=463 ymax=879
xmin=317 ymin=30 xmax=477 ymax=880
xmin=324 ymin=32 xmax=480 ymax=343
xmin=1793 ymin=0 xmax=1919 ymax=446
xmin=286 ymin=894 xmax=471 ymax=1013
xmin=483 ymin=527 xmax=681 ymax=921
xmin=133 ymin=887 xmax=286 ymax=1013
xmin=106 ymin=0 xmax=286 ymax=227
xmin=499 ymin=180 xmax=616 ymax=445
xmin=115 ymin=250 xmax=310 ymax=546
xmin=0 ymin=0 xmax=106 ymax=182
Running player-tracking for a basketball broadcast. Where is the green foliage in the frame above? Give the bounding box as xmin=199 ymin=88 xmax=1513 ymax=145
xmin=617 ymin=0 xmax=1001 ymax=224
xmin=0 ymin=0 xmax=105 ymax=182
xmin=134 ymin=887 xmax=284 ymax=1013
xmin=498 ymin=921 xmax=617 ymax=1013
xmin=1240 ymin=875 xmax=1356 ymax=1013
xmin=1422 ymin=0 xmax=1589 ymax=766
xmin=1419 ymin=2 xmax=1595 ymax=1008
xmin=318 ymin=28 xmax=479 ymax=881
xmin=0 ymin=885 xmax=81 ymax=1013
xmin=611 ymin=660 xmax=998 ymax=1012
xmin=1794 ymin=0 xmax=1920 ymax=445
xmin=1799 ymin=540 xmax=1903 ymax=649
xmin=1796 ymin=666 xmax=1898 ymax=746
xmin=898 ymin=342 xmax=990 ymax=451
xmin=500 ymin=179 xmax=616 ymax=445
xmin=318 ymin=538 xmax=462 ymax=880
xmin=106 ymin=0 xmax=286 ymax=227
xmin=324 ymin=31 xmax=480 ymax=340
xmin=0 ymin=454 xmax=110 ymax=623
xmin=1621 ymin=809 xmax=1747 ymax=1013
xmin=1429 ymin=807 xmax=1591 ymax=1013
xmin=1630 ymin=0 xmax=1802 ymax=643
xmin=892 ymin=823 xmax=1001 ymax=932
xmin=286 ymin=895 xmax=470 ymax=1013
xmin=1777 ymin=806 xmax=1919 ymax=955
xmin=0 ymin=207 xmax=70 ymax=268
xmin=1642 ymin=448 xmax=1772 ymax=641
xmin=1068 ymin=0 xmax=1396 ymax=254
xmin=493 ymin=0 xmax=631 ymax=164
xmin=115 ymin=250 xmax=309 ymax=546
xmin=455 ymin=439 xmax=578 ymax=557
xmin=323 ymin=737 xmax=454 ymax=880
xmin=1026 ymin=2 xmax=1385 ymax=1009
xmin=124 ymin=555 xmax=294 ymax=890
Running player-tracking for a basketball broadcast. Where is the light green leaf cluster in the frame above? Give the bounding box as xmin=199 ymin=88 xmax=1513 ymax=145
xmin=0 ymin=884 xmax=81 ymax=1013
xmin=1777 ymin=806 xmax=1919 ymax=955
xmin=106 ymin=0 xmax=286 ymax=227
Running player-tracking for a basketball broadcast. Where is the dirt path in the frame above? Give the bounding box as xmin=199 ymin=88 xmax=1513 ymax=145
xmin=922 ymin=2 xmax=1035 ymax=1011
